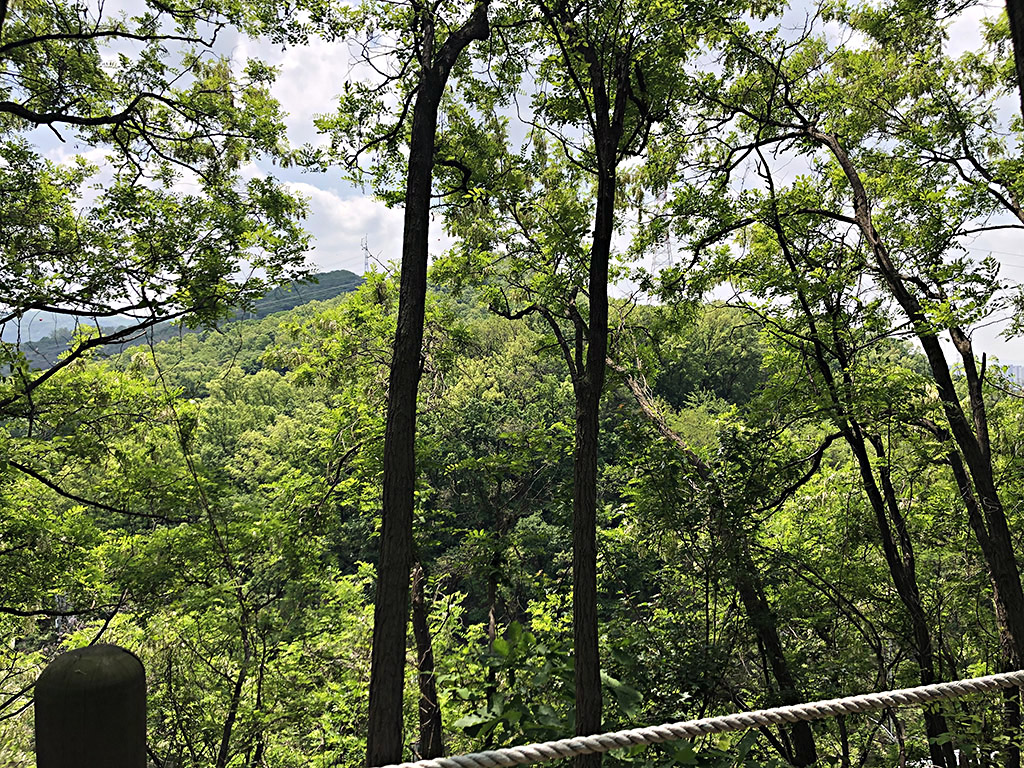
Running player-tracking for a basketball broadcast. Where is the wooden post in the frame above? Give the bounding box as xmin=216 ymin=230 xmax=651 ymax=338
xmin=35 ymin=644 xmax=146 ymax=768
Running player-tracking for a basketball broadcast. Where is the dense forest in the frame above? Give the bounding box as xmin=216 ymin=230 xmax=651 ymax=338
xmin=3 ymin=0 xmax=1024 ymax=766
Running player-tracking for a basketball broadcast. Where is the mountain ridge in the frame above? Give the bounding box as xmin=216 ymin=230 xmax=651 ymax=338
xmin=12 ymin=269 xmax=364 ymax=370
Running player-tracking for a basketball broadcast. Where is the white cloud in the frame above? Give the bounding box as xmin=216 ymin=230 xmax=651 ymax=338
xmin=233 ymin=35 xmax=342 ymax=149
xmin=282 ymin=180 xmax=459 ymax=276
xmin=232 ymin=26 xmax=458 ymax=275
xmin=234 ymin=30 xmax=397 ymax=152
xmin=286 ymin=182 xmax=403 ymax=273
xmin=946 ymin=5 xmax=991 ymax=58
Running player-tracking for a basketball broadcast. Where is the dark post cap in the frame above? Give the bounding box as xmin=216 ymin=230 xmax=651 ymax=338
xmin=35 ymin=644 xmax=146 ymax=768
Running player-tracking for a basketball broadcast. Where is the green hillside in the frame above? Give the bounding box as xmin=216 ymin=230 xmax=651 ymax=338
xmin=8 ymin=270 xmax=1024 ymax=767
xmin=17 ymin=270 xmax=363 ymax=370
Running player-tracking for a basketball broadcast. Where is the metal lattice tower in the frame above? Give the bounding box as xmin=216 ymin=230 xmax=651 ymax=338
xmin=650 ymin=186 xmax=674 ymax=274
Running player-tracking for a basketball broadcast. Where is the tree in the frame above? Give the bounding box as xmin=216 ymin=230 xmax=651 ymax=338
xmin=662 ymin=5 xmax=1024 ymax=762
xmin=726 ymin=169 xmax=959 ymax=766
xmin=651 ymin=305 xmax=766 ymax=409
xmin=276 ymin=270 xmax=479 ymax=760
xmin=438 ymin=1 xmax=703 ymax=759
xmin=0 ymin=5 xmax=309 ymax=728
xmin=311 ymin=1 xmax=495 ymax=760
xmin=613 ymin=346 xmax=825 ymax=766
xmin=1 ymin=0 xmax=309 ymax=443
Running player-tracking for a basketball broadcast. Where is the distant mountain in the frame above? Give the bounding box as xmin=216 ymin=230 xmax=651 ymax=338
xmin=239 ymin=269 xmax=364 ymax=320
xmin=0 ymin=310 xmax=134 ymax=344
xmin=10 ymin=270 xmax=364 ymax=370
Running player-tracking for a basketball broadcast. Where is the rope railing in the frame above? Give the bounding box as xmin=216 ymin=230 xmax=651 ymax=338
xmin=377 ymin=669 xmax=1024 ymax=768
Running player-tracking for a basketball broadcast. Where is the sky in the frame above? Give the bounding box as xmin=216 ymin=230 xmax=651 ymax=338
xmin=223 ymin=8 xmax=1024 ymax=365
xmin=28 ymin=1 xmax=1024 ymax=365
xmin=228 ymin=33 xmax=412 ymax=276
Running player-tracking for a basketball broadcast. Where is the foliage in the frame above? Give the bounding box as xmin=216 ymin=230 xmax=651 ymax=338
xmin=0 ymin=0 xmax=310 ymax=435
xmin=7 ymin=1 xmax=1024 ymax=767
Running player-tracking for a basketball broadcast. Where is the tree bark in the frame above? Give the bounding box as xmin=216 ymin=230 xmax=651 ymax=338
xmin=572 ymin=384 xmax=603 ymax=768
xmin=366 ymin=75 xmax=440 ymax=767
xmin=569 ymin=155 xmax=614 ymax=768
xmin=411 ymin=562 xmax=443 ymax=760
xmin=365 ymin=5 xmax=490 ymax=765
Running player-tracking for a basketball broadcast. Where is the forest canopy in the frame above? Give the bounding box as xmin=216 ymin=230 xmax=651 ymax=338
xmin=3 ymin=0 xmax=1024 ymax=767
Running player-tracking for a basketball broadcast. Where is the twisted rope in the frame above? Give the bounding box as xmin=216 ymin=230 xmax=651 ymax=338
xmin=376 ymin=669 xmax=1024 ymax=768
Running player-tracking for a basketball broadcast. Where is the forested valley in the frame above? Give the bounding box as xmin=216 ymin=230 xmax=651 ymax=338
xmin=3 ymin=0 xmax=1024 ymax=766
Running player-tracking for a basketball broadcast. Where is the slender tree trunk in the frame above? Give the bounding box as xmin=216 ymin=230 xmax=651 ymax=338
xmin=1003 ymin=682 xmax=1021 ymax=768
xmin=847 ymin=433 xmax=955 ymax=768
xmin=367 ymin=77 xmax=441 ymax=766
xmin=411 ymin=562 xmax=443 ymax=759
xmin=943 ymin=436 xmax=1020 ymax=768
xmin=485 ymin=541 xmax=501 ymax=710
xmin=365 ymin=7 xmax=489 ymax=765
xmin=729 ymin=546 xmax=818 ymax=766
xmin=838 ymin=715 xmax=851 ymax=768
xmin=893 ymin=709 xmax=909 ymax=768
xmin=482 ymin=552 xmax=501 ymax=750
xmin=573 ymin=384 xmax=603 ymax=768
xmin=251 ymin=648 xmax=268 ymax=768
xmin=570 ymin=160 xmax=613 ymax=768
xmin=618 ymin=370 xmax=817 ymax=766
xmin=819 ymin=129 xmax=1024 ymax=663
xmin=216 ymin=638 xmax=250 ymax=768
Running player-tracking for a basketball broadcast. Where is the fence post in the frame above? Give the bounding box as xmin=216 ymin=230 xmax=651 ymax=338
xmin=35 ymin=644 xmax=146 ymax=768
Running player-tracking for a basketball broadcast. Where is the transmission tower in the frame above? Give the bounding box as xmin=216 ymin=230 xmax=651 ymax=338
xmin=650 ymin=187 xmax=674 ymax=274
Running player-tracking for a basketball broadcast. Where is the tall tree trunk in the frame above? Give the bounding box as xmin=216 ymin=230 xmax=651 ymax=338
xmin=367 ymin=77 xmax=440 ymax=767
xmin=411 ymin=562 xmax=443 ymax=760
xmin=485 ymin=529 xmax=501 ymax=713
xmin=946 ymin=439 xmax=1023 ymax=768
xmin=365 ymin=6 xmax=490 ymax=765
xmin=216 ymin=634 xmax=250 ymax=768
xmin=818 ymin=129 xmax=1024 ymax=662
xmin=838 ymin=715 xmax=851 ymax=768
xmin=570 ymin=160 xmax=613 ymax=768
xmin=573 ymin=384 xmax=603 ymax=768
xmin=1004 ymin=683 xmax=1021 ymax=768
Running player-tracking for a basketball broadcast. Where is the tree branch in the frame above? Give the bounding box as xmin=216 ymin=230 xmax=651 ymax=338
xmin=9 ymin=459 xmax=189 ymax=524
